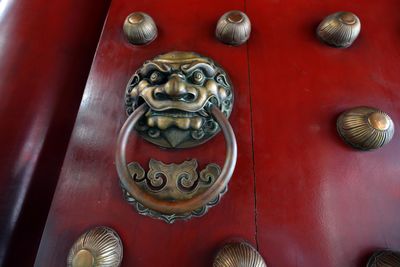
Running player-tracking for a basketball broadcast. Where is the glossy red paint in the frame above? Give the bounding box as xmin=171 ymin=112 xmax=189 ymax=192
xmin=35 ymin=0 xmax=255 ymax=266
xmin=34 ymin=0 xmax=400 ymax=266
xmin=247 ymin=1 xmax=400 ymax=266
xmin=0 ymin=0 xmax=110 ymax=266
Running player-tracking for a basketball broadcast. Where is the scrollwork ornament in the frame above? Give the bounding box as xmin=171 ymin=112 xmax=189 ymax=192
xmin=200 ymin=163 xmax=221 ymax=184
xmin=122 ymin=159 xmax=224 ymax=223
xmin=127 ymin=162 xmax=145 ymax=182
xmin=122 ymin=185 xmax=227 ymax=224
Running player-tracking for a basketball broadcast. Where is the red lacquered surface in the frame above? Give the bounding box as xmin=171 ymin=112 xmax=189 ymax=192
xmin=247 ymin=1 xmax=400 ymax=266
xmin=35 ymin=0 xmax=400 ymax=266
xmin=35 ymin=0 xmax=256 ymax=266
xmin=0 ymin=0 xmax=110 ymax=266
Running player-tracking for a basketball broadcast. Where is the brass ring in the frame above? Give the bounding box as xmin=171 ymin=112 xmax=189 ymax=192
xmin=115 ymin=103 xmax=237 ymax=215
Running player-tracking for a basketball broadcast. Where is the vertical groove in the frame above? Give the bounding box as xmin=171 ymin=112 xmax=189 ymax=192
xmin=244 ymin=0 xmax=259 ymax=251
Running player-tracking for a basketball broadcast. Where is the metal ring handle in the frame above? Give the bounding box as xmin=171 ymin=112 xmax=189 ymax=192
xmin=116 ymin=104 xmax=237 ymax=215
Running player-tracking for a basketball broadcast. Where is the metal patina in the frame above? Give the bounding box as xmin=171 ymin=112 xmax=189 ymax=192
xmin=316 ymin=11 xmax=361 ymax=48
xmin=116 ymin=104 xmax=237 ymax=223
xmin=123 ymin=159 xmax=224 ymax=223
xmin=336 ymin=106 xmax=395 ymax=151
xmin=67 ymin=227 xmax=123 ymax=267
xmin=215 ymin=10 xmax=251 ymax=46
xmin=125 ymin=51 xmax=234 ymax=148
xmin=213 ymin=242 xmax=267 ymax=267
xmin=123 ymin=12 xmax=157 ymax=45
xmin=117 ymin=52 xmax=237 ymax=223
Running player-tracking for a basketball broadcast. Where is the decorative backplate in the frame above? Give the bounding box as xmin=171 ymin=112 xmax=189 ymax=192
xmin=213 ymin=242 xmax=267 ymax=267
xmin=125 ymin=51 xmax=234 ymax=148
xmin=67 ymin=227 xmax=123 ymax=267
xmin=121 ymin=159 xmax=226 ymax=223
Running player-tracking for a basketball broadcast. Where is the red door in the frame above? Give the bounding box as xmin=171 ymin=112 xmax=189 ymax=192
xmin=34 ymin=0 xmax=400 ymax=266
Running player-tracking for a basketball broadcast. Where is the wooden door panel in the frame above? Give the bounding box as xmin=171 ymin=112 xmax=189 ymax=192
xmin=35 ymin=1 xmax=256 ymax=266
xmin=34 ymin=0 xmax=400 ymax=266
xmin=247 ymin=1 xmax=400 ymax=266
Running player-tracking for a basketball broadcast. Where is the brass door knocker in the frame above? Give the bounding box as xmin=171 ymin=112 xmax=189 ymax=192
xmin=116 ymin=51 xmax=237 ymax=223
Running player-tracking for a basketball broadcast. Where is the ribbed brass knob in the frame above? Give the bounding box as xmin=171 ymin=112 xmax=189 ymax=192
xmin=213 ymin=242 xmax=266 ymax=267
xmin=123 ymin=12 xmax=157 ymax=45
xmin=216 ymin=10 xmax=251 ymax=46
xmin=337 ymin=106 xmax=395 ymax=151
xmin=317 ymin=11 xmax=361 ymax=48
xmin=366 ymin=250 xmax=400 ymax=267
xmin=67 ymin=227 xmax=123 ymax=267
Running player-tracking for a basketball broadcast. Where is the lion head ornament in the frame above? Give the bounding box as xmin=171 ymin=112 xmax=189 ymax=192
xmin=125 ymin=51 xmax=234 ymax=148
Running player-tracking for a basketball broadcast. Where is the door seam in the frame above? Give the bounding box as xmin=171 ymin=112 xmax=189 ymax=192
xmin=244 ymin=0 xmax=259 ymax=251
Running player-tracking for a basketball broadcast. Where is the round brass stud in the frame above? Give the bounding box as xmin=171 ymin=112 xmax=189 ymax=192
xmin=67 ymin=226 xmax=123 ymax=267
xmin=123 ymin=12 xmax=157 ymax=45
xmin=216 ymin=10 xmax=251 ymax=46
xmin=213 ymin=242 xmax=266 ymax=267
xmin=317 ymin=11 xmax=361 ymax=48
xmin=337 ymin=106 xmax=395 ymax=151
xmin=366 ymin=250 xmax=400 ymax=267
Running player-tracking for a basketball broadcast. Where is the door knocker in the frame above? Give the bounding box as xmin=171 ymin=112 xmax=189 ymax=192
xmin=116 ymin=51 xmax=236 ymax=223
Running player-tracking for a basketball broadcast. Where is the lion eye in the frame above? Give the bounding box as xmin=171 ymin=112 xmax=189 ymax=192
xmin=149 ymin=71 xmax=163 ymax=84
xmin=192 ymin=70 xmax=205 ymax=85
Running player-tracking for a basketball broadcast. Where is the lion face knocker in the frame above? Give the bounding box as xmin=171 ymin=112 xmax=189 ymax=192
xmin=116 ymin=51 xmax=237 ymax=223
xmin=125 ymin=51 xmax=234 ymax=148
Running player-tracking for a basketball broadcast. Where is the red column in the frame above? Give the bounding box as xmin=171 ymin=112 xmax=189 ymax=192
xmin=0 ymin=0 xmax=110 ymax=266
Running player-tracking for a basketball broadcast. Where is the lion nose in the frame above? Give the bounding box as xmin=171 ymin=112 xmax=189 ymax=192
xmin=164 ymin=74 xmax=189 ymax=98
